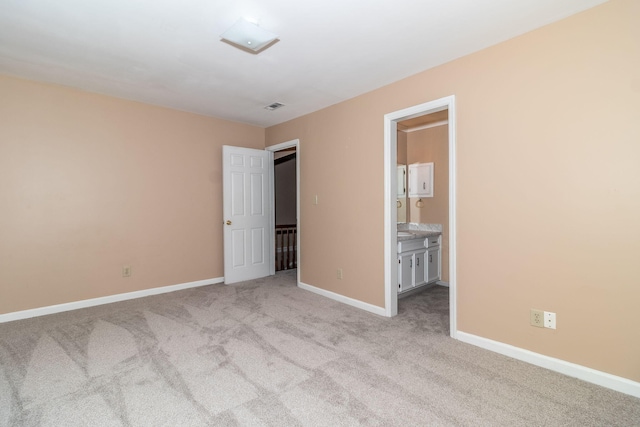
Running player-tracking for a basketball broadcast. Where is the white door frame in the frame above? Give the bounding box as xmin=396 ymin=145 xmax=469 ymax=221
xmin=266 ymin=139 xmax=301 ymax=285
xmin=383 ymin=96 xmax=457 ymax=338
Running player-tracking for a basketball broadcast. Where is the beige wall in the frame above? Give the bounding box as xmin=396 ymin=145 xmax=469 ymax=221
xmin=0 ymin=75 xmax=264 ymax=314
xmin=407 ymin=125 xmax=449 ymax=282
xmin=267 ymin=0 xmax=640 ymax=382
xmin=267 ymin=99 xmax=387 ymax=306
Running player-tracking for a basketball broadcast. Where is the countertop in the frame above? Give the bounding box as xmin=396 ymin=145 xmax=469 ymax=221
xmin=397 ymin=230 xmax=441 ymax=241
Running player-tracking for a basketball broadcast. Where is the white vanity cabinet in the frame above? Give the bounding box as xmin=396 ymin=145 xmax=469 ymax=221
xmin=398 ymin=253 xmax=414 ymax=292
xmin=397 ymin=238 xmax=427 ymax=293
xmin=425 ymin=234 xmax=441 ymax=285
xmin=398 ymin=234 xmax=441 ymax=294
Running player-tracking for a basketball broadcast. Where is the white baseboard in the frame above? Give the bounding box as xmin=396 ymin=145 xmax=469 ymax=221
xmin=0 ymin=277 xmax=224 ymax=323
xmin=298 ymin=281 xmax=387 ymax=317
xmin=436 ymin=280 xmax=449 ymax=287
xmin=456 ymin=331 xmax=640 ymax=399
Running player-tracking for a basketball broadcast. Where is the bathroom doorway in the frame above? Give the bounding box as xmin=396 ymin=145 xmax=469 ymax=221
xmin=383 ymin=96 xmax=457 ymax=338
xmin=396 ymin=110 xmax=450 ymax=290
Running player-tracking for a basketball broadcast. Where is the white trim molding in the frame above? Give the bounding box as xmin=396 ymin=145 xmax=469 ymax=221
xmin=298 ymin=281 xmax=387 ymax=317
xmin=0 ymin=277 xmax=224 ymax=323
xmin=457 ymin=331 xmax=640 ymax=399
xmin=265 ymin=139 xmax=299 ymax=152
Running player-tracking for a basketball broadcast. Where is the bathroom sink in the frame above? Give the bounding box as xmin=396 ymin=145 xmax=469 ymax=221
xmin=397 ymin=231 xmax=414 ymax=237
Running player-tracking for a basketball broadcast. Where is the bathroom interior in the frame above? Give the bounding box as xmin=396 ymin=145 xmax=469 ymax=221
xmin=396 ymin=110 xmax=449 ymax=301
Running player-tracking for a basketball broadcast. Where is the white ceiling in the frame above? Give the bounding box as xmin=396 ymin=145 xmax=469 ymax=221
xmin=0 ymin=0 xmax=607 ymax=128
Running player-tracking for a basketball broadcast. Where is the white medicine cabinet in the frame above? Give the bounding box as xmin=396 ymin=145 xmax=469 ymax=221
xmin=408 ymin=162 xmax=434 ymax=198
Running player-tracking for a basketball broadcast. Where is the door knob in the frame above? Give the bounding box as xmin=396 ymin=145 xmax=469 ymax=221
xmin=226 ymin=220 xmax=232 ymax=225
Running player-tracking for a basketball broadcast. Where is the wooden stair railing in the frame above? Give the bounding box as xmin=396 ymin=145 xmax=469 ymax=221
xmin=275 ymin=224 xmax=297 ymax=271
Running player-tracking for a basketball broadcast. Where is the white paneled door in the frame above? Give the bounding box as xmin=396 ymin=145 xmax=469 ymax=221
xmin=222 ymin=145 xmax=273 ymax=284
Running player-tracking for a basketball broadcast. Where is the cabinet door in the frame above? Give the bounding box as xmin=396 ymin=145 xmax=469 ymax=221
xmin=397 ymin=165 xmax=406 ymax=198
xmin=408 ymin=163 xmax=434 ymax=198
xmin=414 ymin=250 xmax=426 ymax=287
xmin=398 ymin=253 xmax=413 ymax=293
xmin=427 ymin=247 xmax=440 ymax=283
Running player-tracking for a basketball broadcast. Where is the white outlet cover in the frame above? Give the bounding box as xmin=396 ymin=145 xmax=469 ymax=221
xmin=544 ymin=311 xmax=556 ymax=329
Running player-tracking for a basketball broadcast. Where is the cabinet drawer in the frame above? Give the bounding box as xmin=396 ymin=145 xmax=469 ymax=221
xmin=397 ymin=238 xmax=426 ymax=253
xmin=425 ymin=235 xmax=440 ymax=248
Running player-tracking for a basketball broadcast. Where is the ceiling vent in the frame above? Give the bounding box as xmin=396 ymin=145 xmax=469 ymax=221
xmin=264 ymin=102 xmax=285 ymax=111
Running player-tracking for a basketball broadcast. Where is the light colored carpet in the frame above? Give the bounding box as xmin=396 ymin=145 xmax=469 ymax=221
xmin=0 ymin=270 xmax=638 ymax=426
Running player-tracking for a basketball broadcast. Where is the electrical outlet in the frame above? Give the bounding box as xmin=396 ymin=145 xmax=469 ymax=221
xmin=530 ymin=309 xmax=544 ymax=327
xmin=337 ymin=268 xmax=343 ymax=279
xmin=544 ymin=311 xmax=556 ymax=329
xmin=122 ymin=266 xmax=132 ymax=277
xmin=314 ymin=195 xmax=319 ymax=205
